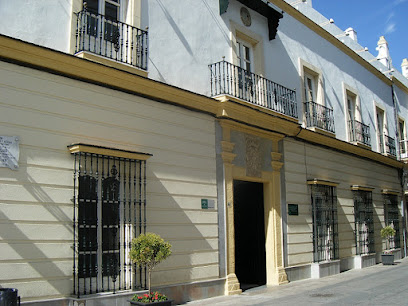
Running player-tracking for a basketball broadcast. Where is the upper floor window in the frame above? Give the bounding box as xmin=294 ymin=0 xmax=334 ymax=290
xmin=75 ymin=0 xmax=149 ymax=70
xmin=85 ymin=0 xmax=120 ymax=21
xmin=399 ymin=118 xmax=407 ymax=159
xmin=376 ymin=107 xmax=385 ymax=153
xmin=375 ymin=106 xmax=395 ymax=156
xmin=300 ymin=59 xmax=335 ymax=133
xmin=304 ymin=72 xmax=317 ymax=103
xmin=237 ymin=40 xmax=253 ymax=73
xmin=347 ymin=95 xmax=356 ymax=122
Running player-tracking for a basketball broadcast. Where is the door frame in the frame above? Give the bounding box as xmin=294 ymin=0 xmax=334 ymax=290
xmin=219 ymin=120 xmax=288 ymax=295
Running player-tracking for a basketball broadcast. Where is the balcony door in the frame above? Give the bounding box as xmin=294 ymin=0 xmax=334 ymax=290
xmin=236 ymin=40 xmax=255 ymax=102
xmin=82 ymin=0 xmax=122 ymax=57
xmin=399 ymin=120 xmax=407 ymax=158
xmin=376 ymin=107 xmax=385 ymax=153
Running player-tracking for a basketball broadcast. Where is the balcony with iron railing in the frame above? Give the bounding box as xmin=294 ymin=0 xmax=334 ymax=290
xmin=75 ymin=9 xmax=148 ymax=71
xmin=348 ymin=120 xmax=371 ymax=147
xmin=209 ymin=60 xmax=298 ymax=119
xmin=380 ymin=134 xmax=396 ymax=157
xmin=304 ymin=101 xmax=335 ymax=134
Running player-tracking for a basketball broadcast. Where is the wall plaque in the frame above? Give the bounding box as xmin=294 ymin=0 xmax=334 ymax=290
xmin=0 ymin=136 xmax=20 ymax=170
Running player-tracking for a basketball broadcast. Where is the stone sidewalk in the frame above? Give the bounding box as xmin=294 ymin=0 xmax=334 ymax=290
xmin=182 ymin=257 xmax=408 ymax=305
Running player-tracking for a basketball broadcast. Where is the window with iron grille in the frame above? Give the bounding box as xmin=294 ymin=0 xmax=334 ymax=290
xmin=353 ymin=190 xmax=374 ymax=255
xmin=69 ymin=145 xmax=151 ymax=297
xmin=311 ymin=184 xmax=338 ymax=262
xmin=384 ymin=194 xmax=400 ymax=249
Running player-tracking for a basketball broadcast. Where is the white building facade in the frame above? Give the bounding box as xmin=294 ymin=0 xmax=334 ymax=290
xmin=1 ymin=0 xmax=408 ymax=304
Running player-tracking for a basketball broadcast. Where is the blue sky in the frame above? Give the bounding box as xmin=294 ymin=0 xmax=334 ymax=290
xmin=313 ymin=0 xmax=408 ymax=73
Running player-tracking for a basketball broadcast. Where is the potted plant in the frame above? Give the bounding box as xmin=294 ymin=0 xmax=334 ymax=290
xmin=380 ymin=225 xmax=396 ymax=265
xmin=129 ymin=233 xmax=172 ymax=305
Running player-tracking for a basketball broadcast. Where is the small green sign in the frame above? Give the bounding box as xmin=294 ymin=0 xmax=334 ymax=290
xmin=201 ymin=199 xmax=208 ymax=209
xmin=288 ymin=204 xmax=299 ymax=216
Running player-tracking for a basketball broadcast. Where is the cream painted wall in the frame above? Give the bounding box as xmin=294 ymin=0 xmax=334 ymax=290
xmin=0 ymin=61 xmax=219 ymax=302
xmin=283 ymin=138 xmax=401 ymax=266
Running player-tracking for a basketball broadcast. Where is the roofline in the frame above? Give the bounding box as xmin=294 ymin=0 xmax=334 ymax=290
xmin=268 ymin=0 xmax=397 ymax=87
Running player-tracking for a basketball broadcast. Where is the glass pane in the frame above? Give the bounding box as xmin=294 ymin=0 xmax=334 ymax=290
xmin=105 ymin=2 xmax=118 ymax=21
xmin=85 ymin=0 xmax=98 ymax=14
xmin=244 ymin=45 xmax=250 ymax=61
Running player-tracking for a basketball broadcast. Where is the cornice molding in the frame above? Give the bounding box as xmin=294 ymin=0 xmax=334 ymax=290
xmin=350 ymin=185 xmax=375 ymax=192
xmin=0 ymin=35 xmax=218 ymax=116
xmin=68 ymin=143 xmax=152 ymax=160
xmin=297 ymin=128 xmax=404 ymax=169
xmin=307 ymin=179 xmax=339 ymax=187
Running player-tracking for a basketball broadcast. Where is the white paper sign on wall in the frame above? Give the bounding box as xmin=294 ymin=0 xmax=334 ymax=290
xmin=0 ymin=136 xmax=20 ymax=170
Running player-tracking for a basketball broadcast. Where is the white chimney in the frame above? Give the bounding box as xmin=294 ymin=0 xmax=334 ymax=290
xmin=376 ymin=36 xmax=392 ymax=69
xmin=345 ymin=27 xmax=357 ymax=42
xmin=402 ymin=58 xmax=408 ymax=78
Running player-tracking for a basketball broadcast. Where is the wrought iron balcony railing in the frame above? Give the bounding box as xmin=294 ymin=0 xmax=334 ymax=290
xmin=75 ymin=9 xmax=148 ymax=70
xmin=304 ymin=101 xmax=335 ymax=133
xmin=348 ymin=120 xmax=371 ymax=147
xmin=384 ymin=135 xmax=396 ymax=157
xmin=209 ymin=60 xmax=298 ymax=118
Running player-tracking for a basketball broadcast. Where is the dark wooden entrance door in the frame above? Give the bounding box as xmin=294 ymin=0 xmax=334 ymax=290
xmin=233 ymin=180 xmax=266 ymax=290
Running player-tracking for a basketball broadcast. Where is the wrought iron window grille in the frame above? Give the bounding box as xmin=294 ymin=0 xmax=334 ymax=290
xmin=72 ymin=151 xmax=148 ymax=298
xmin=311 ymin=184 xmax=339 ymax=262
xmin=384 ymin=194 xmax=400 ymax=249
xmin=353 ymin=190 xmax=374 ymax=255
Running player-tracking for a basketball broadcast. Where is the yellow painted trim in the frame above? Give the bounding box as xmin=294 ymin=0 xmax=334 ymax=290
xmin=307 ymin=179 xmax=339 ymax=187
xmin=267 ymin=0 xmax=393 ymax=87
xmin=307 ymin=126 xmax=336 ymax=138
xmin=68 ymin=143 xmax=152 ymax=161
xmin=75 ymin=51 xmax=149 ymax=78
xmin=297 ymin=128 xmax=404 ymax=169
xmin=215 ymin=95 xmax=299 ymax=124
xmin=0 ymin=35 xmax=219 ymax=116
xmin=351 ymin=185 xmax=375 ymax=191
xmin=381 ymin=189 xmax=400 ymax=195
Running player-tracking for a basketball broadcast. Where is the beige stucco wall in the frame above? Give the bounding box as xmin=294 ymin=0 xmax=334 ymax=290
xmin=284 ymin=138 xmax=402 ymax=267
xmin=0 ymin=61 xmax=218 ymax=302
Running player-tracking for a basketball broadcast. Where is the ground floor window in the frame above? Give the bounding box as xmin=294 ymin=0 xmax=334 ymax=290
xmin=310 ymin=184 xmax=338 ymax=262
xmin=384 ymin=194 xmax=400 ymax=249
xmin=69 ymin=144 xmax=150 ymax=297
xmin=353 ymin=190 xmax=374 ymax=255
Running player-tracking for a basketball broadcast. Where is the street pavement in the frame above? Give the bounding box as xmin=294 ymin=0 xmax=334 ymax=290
xmin=183 ymin=257 xmax=408 ymax=305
